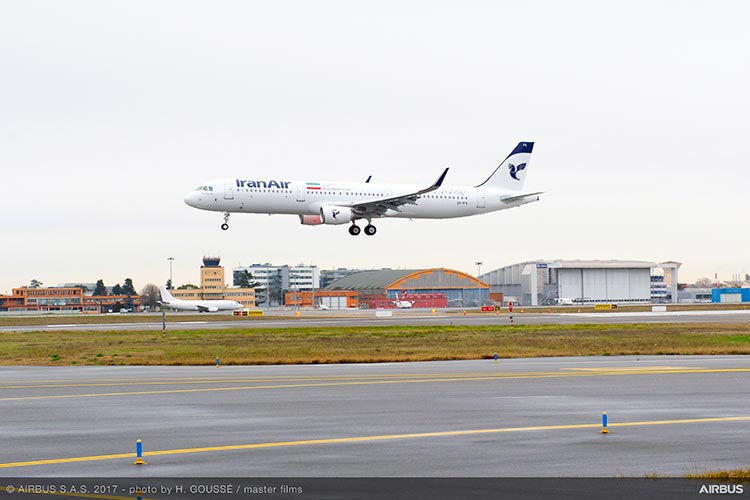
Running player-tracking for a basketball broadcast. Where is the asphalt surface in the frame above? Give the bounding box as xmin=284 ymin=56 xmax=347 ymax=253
xmin=2 ymin=309 xmax=750 ymax=332
xmin=1 ymin=356 xmax=749 ymax=477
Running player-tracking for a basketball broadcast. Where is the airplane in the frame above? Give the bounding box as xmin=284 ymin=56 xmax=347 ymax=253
xmin=184 ymin=142 xmax=540 ymax=235
xmin=392 ymin=294 xmax=415 ymax=309
xmin=158 ymin=285 xmax=243 ymax=313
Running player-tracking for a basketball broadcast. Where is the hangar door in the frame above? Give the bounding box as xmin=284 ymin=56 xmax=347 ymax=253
xmin=321 ymin=296 xmax=348 ymax=309
xmin=558 ymin=269 xmax=584 ymax=301
xmin=605 ymin=269 xmax=631 ymax=299
xmin=558 ymin=268 xmax=650 ymax=302
xmin=627 ymin=270 xmax=651 ymax=301
xmin=582 ymin=269 xmax=608 ymax=300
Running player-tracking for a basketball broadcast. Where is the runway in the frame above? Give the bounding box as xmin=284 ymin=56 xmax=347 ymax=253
xmin=3 ymin=308 xmax=750 ymax=333
xmin=1 ymin=355 xmax=749 ymax=477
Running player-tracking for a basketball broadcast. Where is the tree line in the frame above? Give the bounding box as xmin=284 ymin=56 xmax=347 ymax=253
xmin=92 ymin=278 xmax=138 ymax=296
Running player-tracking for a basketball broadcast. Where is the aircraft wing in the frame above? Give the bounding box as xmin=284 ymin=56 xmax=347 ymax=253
xmin=347 ymin=168 xmax=449 ymax=219
xmin=195 ymin=304 xmax=209 ymax=312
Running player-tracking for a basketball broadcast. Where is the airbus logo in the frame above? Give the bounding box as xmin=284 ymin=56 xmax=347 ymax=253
xmin=508 ymin=163 xmax=527 ymax=181
xmin=699 ymin=484 xmax=743 ymax=494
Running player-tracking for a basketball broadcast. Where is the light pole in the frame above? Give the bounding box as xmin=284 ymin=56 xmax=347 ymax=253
xmin=311 ymin=265 xmax=317 ymax=309
xmin=164 ymin=257 xmax=174 ymax=336
xmin=290 ymin=272 xmax=299 ymax=311
xmin=168 ymin=257 xmax=174 ymax=289
xmin=475 ymin=261 xmax=483 ymax=277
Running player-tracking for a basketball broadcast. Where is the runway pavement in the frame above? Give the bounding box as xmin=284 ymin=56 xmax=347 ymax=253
xmin=2 ymin=309 xmax=750 ymax=333
xmin=1 ymin=355 xmax=749 ymax=477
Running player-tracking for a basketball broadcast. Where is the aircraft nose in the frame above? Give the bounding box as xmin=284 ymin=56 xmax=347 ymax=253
xmin=184 ymin=191 xmax=199 ymax=207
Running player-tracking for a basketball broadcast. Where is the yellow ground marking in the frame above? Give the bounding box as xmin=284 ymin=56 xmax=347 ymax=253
xmin=0 ymin=375 xmax=578 ymax=401
xmin=2 ymin=368 xmax=749 ymax=402
xmin=0 ymin=372 xmax=561 ymax=390
xmin=564 ymin=366 xmax=696 ymax=372
xmin=1 ymin=416 xmax=748 ymax=469
xmin=3 ymin=361 xmax=745 ymax=387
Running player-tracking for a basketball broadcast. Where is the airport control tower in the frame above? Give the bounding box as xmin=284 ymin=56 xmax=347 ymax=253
xmin=201 ymin=256 xmax=225 ymax=290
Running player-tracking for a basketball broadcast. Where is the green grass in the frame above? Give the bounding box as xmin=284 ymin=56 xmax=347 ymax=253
xmin=1 ymin=323 xmax=750 ymax=365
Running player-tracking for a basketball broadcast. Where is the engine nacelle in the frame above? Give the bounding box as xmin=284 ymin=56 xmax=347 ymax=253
xmin=299 ymin=215 xmax=323 ymax=225
xmin=320 ymin=205 xmax=353 ymax=225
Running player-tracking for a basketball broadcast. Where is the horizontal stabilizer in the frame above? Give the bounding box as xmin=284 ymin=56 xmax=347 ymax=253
xmin=501 ymin=191 xmax=543 ymax=203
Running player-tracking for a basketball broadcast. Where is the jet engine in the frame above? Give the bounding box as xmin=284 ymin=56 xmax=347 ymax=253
xmin=299 ymin=215 xmax=324 ymax=225
xmin=319 ymin=205 xmax=353 ymax=225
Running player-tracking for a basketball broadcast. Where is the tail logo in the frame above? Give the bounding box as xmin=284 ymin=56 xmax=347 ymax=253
xmin=508 ymin=163 xmax=527 ymax=181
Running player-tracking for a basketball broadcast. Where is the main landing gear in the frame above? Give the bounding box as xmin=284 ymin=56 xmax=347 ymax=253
xmin=221 ymin=212 xmax=230 ymax=231
xmin=349 ymin=223 xmax=377 ymax=236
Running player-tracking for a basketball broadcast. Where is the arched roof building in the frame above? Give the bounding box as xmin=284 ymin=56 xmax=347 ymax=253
xmin=325 ymin=268 xmax=489 ymax=307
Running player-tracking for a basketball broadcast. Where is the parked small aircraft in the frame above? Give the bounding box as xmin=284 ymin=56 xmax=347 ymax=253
xmin=392 ymin=294 xmax=415 ymax=309
xmin=158 ymin=286 xmax=242 ymax=312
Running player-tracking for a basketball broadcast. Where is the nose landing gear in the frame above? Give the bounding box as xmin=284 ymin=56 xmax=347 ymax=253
xmin=221 ymin=212 xmax=230 ymax=231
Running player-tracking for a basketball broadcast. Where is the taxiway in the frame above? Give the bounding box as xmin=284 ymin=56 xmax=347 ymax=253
xmin=1 ymin=355 xmax=748 ymax=477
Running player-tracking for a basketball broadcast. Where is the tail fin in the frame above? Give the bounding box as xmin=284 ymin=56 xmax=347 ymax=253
xmin=475 ymin=142 xmax=534 ymax=191
xmin=159 ymin=285 xmax=176 ymax=302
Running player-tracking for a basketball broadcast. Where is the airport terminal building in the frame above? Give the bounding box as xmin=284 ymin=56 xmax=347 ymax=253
xmin=479 ymin=260 xmax=680 ymax=306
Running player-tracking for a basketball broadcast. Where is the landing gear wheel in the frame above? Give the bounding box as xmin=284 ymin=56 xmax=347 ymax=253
xmin=221 ymin=223 xmax=229 ymax=231
xmin=348 ymin=225 xmax=361 ymax=236
xmin=364 ymin=224 xmax=377 ymax=236
xmin=221 ymin=212 xmax=230 ymax=231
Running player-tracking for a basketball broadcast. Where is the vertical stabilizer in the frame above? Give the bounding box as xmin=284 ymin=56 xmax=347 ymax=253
xmin=475 ymin=142 xmax=534 ymax=191
xmin=159 ymin=285 xmax=176 ymax=302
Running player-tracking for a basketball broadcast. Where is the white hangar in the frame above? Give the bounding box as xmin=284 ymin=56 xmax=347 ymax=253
xmin=479 ymin=260 xmax=680 ymax=306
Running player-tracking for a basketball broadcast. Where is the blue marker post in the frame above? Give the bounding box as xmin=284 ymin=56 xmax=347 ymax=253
xmin=601 ymin=412 xmax=608 ymax=434
xmin=216 ymin=356 xmax=220 ymax=368
xmin=134 ymin=439 xmax=145 ymax=465
xmin=493 ymin=352 xmax=499 ymax=363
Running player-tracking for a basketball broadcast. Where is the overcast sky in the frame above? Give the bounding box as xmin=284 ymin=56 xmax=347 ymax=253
xmin=1 ymin=0 xmax=748 ymax=293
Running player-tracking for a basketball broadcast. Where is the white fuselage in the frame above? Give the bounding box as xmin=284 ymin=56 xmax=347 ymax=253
xmin=184 ymin=178 xmax=538 ymax=219
xmin=161 ymin=298 xmax=242 ymax=312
